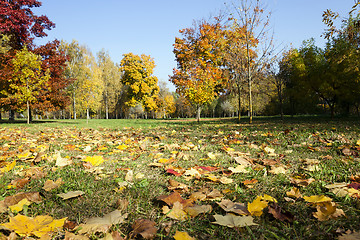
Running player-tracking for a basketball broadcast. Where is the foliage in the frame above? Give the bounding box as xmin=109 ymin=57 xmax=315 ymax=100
xmin=120 ymin=53 xmax=159 ymax=114
xmin=170 ymin=18 xmax=228 ymax=121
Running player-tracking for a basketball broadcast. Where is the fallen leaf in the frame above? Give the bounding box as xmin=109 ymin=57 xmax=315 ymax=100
xmin=286 ymin=187 xmax=302 ymax=199
xmin=64 ymin=231 xmax=89 ymax=240
xmin=55 ymin=152 xmax=72 ymax=167
xmin=77 ymin=210 xmax=127 ymax=234
xmin=184 ymin=204 xmax=212 ymax=217
xmin=247 ymin=197 xmax=268 ymax=217
xmin=157 ymin=191 xmax=193 ymax=208
xmin=9 ymin=178 xmax=30 ymax=189
xmin=217 ymin=199 xmax=250 ymax=215
xmin=1 ymin=214 xmax=66 ymax=237
xmin=168 ymin=179 xmax=189 ymax=192
xmin=9 ymin=198 xmax=32 ymax=212
xmin=338 ymin=231 xmax=360 ymax=240
xmin=269 ymin=166 xmax=287 ymax=175
xmin=0 ymin=160 xmax=16 ymax=173
xmin=131 ymin=219 xmax=157 ymax=239
xmin=162 ymin=202 xmax=188 ymax=221
xmin=304 ymin=195 xmax=332 ymax=203
xmin=43 ymin=178 xmax=64 ymax=191
xmin=82 ymin=156 xmax=104 ymax=167
xmin=228 ymin=165 xmax=249 ymax=174
xmin=290 ymin=177 xmax=315 ymax=187
xmin=173 ymin=231 xmax=196 ymax=240
xmin=57 ymin=191 xmax=85 ymax=200
xmin=212 ymin=214 xmax=257 ymax=228
xmin=268 ymin=203 xmax=294 ymax=222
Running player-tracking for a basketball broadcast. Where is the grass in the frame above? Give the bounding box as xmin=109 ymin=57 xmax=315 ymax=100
xmin=0 ymin=116 xmax=360 ymax=239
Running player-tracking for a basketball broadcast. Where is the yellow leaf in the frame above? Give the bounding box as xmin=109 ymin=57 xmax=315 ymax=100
xmin=259 ymin=194 xmax=277 ymax=203
xmin=82 ymin=156 xmax=104 ymax=167
xmin=117 ymin=144 xmax=128 ymax=150
xmin=1 ymin=214 xmax=66 ymax=237
xmin=162 ymin=202 xmax=188 ymax=221
xmin=286 ymin=187 xmax=302 ymax=199
xmin=304 ymin=195 xmax=332 ymax=203
xmin=212 ymin=214 xmax=257 ymax=228
xmin=0 ymin=160 xmax=16 ymax=173
xmin=247 ymin=198 xmax=268 ymax=217
xmin=9 ymin=198 xmax=31 ymax=212
xmin=174 ymin=230 xmax=196 ymax=240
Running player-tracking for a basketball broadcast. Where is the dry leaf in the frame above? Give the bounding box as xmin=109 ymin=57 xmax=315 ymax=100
xmin=338 ymin=231 xmax=360 ymax=240
xmin=57 ymin=191 xmax=85 ymax=200
xmin=286 ymin=187 xmax=302 ymax=199
xmin=1 ymin=214 xmax=66 ymax=238
xmin=64 ymin=231 xmax=89 ymax=240
xmin=290 ymin=177 xmax=315 ymax=187
xmin=268 ymin=203 xmax=294 ymax=222
xmin=212 ymin=214 xmax=257 ymax=228
xmin=168 ymin=179 xmax=189 ymax=192
xmin=82 ymin=156 xmax=104 ymax=167
xmin=184 ymin=204 xmax=212 ymax=217
xmin=157 ymin=191 xmax=193 ymax=208
xmin=43 ymin=178 xmax=64 ymax=191
xmin=9 ymin=178 xmax=30 ymax=189
xmin=77 ymin=210 xmax=127 ymax=234
xmin=55 ymin=152 xmax=72 ymax=167
xmin=228 ymin=165 xmax=249 ymax=174
xmin=9 ymin=198 xmax=31 ymax=212
xmin=304 ymin=195 xmax=332 ymax=203
xmin=173 ymin=231 xmax=196 ymax=240
xmin=217 ymin=199 xmax=250 ymax=215
xmin=131 ymin=219 xmax=157 ymax=239
xmin=162 ymin=202 xmax=188 ymax=221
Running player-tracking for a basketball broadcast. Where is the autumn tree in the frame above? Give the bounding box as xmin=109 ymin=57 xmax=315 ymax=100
xmin=120 ymin=53 xmax=159 ymax=117
xmin=4 ymin=47 xmax=50 ymax=124
xmin=170 ymin=18 xmax=228 ymax=121
xmin=97 ymin=49 xmax=122 ymax=119
xmin=156 ymin=81 xmax=176 ymax=118
xmin=226 ymin=0 xmax=275 ymax=123
xmin=0 ymin=0 xmax=55 ymax=117
xmin=31 ymin=40 xmax=71 ymax=117
xmin=60 ymin=40 xmax=85 ymax=119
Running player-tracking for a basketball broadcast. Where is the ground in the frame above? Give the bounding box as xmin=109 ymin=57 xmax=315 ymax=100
xmin=0 ymin=117 xmax=360 ymax=239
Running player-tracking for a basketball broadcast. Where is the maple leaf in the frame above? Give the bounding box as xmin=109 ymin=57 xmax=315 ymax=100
xmin=157 ymin=191 xmax=193 ymax=208
xmin=82 ymin=156 xmax=105 ymax=167
xmin=184 ymin=204 xmax=212 ymax=217
xmin=247 ymin=195 xmax=277 ymax=216
xmin=77 ymin=210 xmax=127 ymax=234
xmin=57 ymin=191 xmax=85 ymax=200
xmin=217 ymin=199 xmax=250 ymax=215
xmin=173 ymin=231 xmax=196 ymax=240
xmin=303 ymin=195 xmax=332 ymax=203
xmin=9 ymin=198 xmax=32 ymax=212
xmin=286 ymin=187 xmax=302 ymax=199
xmin=131 ymin=219 xmax=157 ymax=240
xmin=1 ymin=214 xmax=66 ymax=237
xmin=162 ymin=202 xmax=189 ymax=221
xmin=43 ymin=178 xmax=64 ymax=191
xmin=212 ymin=214 xmax=257 ymax=228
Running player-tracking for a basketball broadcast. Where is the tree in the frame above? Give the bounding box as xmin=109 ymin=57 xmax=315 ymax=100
xmin=97 ymin=49 xmax=122 ymax=119
xmin=0 ymin=0 xmax=55 ymax=50
xmin=60 ymin=40 xmax=85 ymax=119
xmin=120 ymin=53 xmax=159 ymax=117
xmin=170 ymin=18 xmax=228 ymax=121
xmin=226 ymin=0 xmax=275 ymax=123
xmin=5 ymin=46 xmax=50 ymax=123
xmin=156 ymin=81 xmax=176 ymax=118
xmin=31 ymin=40 xmax=71 ymax=115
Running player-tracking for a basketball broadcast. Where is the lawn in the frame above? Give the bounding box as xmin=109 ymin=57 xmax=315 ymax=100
xmin=0 ymin=116 xmax=360 ymax=239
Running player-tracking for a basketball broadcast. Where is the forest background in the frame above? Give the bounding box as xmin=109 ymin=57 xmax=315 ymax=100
xmin=1 ymin=0 xmax=360 ymax=123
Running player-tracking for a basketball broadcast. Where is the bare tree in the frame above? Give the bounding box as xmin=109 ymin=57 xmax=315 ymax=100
xmin=226 ymin=0 xmax=275 ymax=123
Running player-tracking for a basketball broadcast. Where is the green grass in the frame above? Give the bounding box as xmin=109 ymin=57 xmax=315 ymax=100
xmin=0 ymin=116 xmax=360 ymax=239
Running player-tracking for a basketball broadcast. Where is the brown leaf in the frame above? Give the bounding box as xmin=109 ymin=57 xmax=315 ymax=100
xmin=268 ymin=203 xmax=294 ymax=222
xmin=2 ymin=192 xmax=42 ymax=210
xmin=338 ymin=231 xmax=360 ymax=240
xmin=115 ymin=199 xmax=129 ymax=212
xmin=64 ymin=231 xmax=89 ymax=240
xmin=57 ymin=191 xmax=85 ymax=200
xmin=290 ymin=177 xmax=315 ymax=187
xmin=63 ymin=220 xmax=78 ymax=230
xmin=10 ymin=178 xmax=30 ymax=189
xmin=217 ymin=199 xmax=250 ymax=215
xmin=168 ymin=179 xmax=189 ymax=192
xmin=157 ymin=191 xmax=193 ymax=208
xmin=131 ymin=219 xmax=157 ymax=239
xmin=43 ymin=178 xmax=64 ymax=191
xmin=184 ymin=204 xmax=212 ymax=217
xmin=162 ymin=202 xmax=189 ymax=221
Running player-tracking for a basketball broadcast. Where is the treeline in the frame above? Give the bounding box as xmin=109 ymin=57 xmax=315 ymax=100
xmin=1 ymin=1 xmax=359 ymax=122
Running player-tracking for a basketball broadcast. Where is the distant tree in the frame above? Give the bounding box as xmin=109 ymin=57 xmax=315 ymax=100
xmin=97 ymin=49 xmax=122 ymax=119
xmin=32 ymin=40 xmax=71 ymax=115
xmin=226 ymin=0 xmax=275 ymax=123
xmin=156 ymin=81 xmax=175 ymax=118
xmin=170 ymin=18 xmax=228 ymax=121
xmin=0 ymin=0 xmax=55 ymax=50
xmin=120 ymin=53 xmax=159 ymax=117
xmin=5 ymin=47 xmax=50 ymax=124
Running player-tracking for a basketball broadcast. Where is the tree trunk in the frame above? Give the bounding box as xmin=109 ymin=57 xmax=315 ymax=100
xmin=196 ymin=106 xmax=201 ymax=122
xmin=9 ymin=110 xmax=14 ymax=121
xmin=237 ymin=84 xmax=241 ymax=122
xmin=73 ymin=91 xmax=77 ymax=119
xmin=105 ymin=92 xmax=109 ymax=120
xmin=86 ymin=108 xmax=90 ymax=124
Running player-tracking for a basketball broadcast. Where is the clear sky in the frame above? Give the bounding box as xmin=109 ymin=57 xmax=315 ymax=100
xmin=33 ymin=0 xmax=355 ymax=91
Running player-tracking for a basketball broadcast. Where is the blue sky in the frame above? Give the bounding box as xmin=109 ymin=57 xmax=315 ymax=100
xmin=34 ymin=0 xmax=355 ymax=91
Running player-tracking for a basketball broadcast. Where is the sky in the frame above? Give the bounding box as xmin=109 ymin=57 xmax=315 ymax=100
xmin=33 ymin=0 xmax=356 ymax=91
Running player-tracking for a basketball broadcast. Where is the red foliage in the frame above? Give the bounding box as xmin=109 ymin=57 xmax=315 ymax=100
xmin=0 ymin=0 xmax=55 ymax=49
xmin=32 ymin=40 xmax=72 ymax=113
